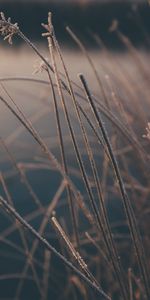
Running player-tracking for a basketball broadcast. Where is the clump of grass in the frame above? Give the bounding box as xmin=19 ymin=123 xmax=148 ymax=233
xmin=0 ymin=11 xmax=150 ymax=300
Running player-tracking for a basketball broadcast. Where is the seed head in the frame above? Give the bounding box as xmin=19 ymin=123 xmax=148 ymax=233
xmin=33 ymin=58 xmax=49 ymax=74
xmin=41 ymin=12 xmax=53 ymax=38
xmin=0 ymin=12 xmax=19 ymax=44
xmin=143 ymin=122 xmax=150 ymax=140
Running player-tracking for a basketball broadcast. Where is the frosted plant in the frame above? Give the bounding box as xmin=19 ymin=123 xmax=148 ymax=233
xmin=143 ymin=122 xmax=150 ymax=140
xmin=0 ymin=12 xmax=19 ymax=44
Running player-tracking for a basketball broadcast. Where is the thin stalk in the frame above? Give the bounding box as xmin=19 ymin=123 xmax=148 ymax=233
xmin=46 ymin=69 xmax=79 ymax=248
xmin=51 ymin=216 xmax=99 ymax=287
xmin=128 ymin=269 xmax=133 ymax=300
xmin=115 ymin=28 xmax=149 ymax=83
xmin=42 ymin=250 xmax=51 ymax=300
xmin=66 ymin=26 xmax=109 ymax=108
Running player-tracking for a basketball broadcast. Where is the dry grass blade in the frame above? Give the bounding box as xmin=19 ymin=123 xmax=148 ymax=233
xmin=42 ymin=250 xmax=51 ymax=300
xmin=51 ymin=216 xmax=99 ymax=287
xmin=128 ymin=269 xmax=133 ymax=300
xmin=69 ymin=275 xmax=87 ymax=299
xmin=46 ymin=65 xmax=79 ymax=248
xmin=66 ymin=26 xmax=109 ymax=108
xmin=85 ymin=232 xmax=110 ymax=267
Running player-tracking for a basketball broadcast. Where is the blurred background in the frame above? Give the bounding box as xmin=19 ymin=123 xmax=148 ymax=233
xmin=1 ymin=0 xmax=150 ymax=48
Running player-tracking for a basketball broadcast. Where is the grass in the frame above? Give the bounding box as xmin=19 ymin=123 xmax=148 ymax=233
xmin=0 ymin=11 xmax=150 ymax=300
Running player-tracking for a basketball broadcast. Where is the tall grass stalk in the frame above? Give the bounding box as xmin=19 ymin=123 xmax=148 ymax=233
xmin=51 ymin=216 xmax=99 ymax=287
xmin=46 ymin=68 xmax=80 ymax=248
